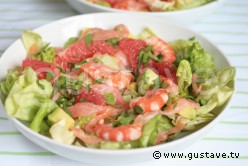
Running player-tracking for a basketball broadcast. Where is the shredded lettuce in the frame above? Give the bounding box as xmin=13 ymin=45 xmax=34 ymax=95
xmin=179 ymin=67 xmax=235 ymax=130
xmin=170 ymin=39 xmax=215 ymax=79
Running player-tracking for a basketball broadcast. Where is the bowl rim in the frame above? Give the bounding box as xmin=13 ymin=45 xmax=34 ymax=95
xmin=0 ymin=12 xmax=235 ymax=155
xmin=70 ymin=0 xmax=222 ymax=15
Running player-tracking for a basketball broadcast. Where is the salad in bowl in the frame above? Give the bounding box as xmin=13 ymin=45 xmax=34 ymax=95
xmin=66 ymin=0 xmax=222 ymax=24
xmin=0 ymin=22 xmax=235 ymax=150
xmin=87 ymin=0 xmax=215 ymax=12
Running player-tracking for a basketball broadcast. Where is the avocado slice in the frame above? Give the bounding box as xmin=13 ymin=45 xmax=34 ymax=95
xmin=98 ymin=54 xmax=119 ymax=70
xmin=48 ymin=108 xmax=75 ymax=130
xmin=137 ymin=69 xmax=159 ymax=95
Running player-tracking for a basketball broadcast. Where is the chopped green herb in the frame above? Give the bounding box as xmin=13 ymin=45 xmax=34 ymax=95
xmin=93 ymin=58 xmax=101 ymax=63
xmin=135 ymin=46 xmax=162 ymax=80
xmin=199 ymin=99 xmax=207 ymax=106
xmin=161 ymin=105 xmax=167 ymax=111
xmin=86 ymin=84 xmax=91 ymax=91
xmin=160 ymin=80 xmax=165 ymax=87
xmin=152 ymin=77 xmax=160 ymax=89
xmin=157 ymin=54 xmax=163 ymax=62
xmin=33 ymin=43 xmax=50 ymax=58
xmin=189 ymin=36 xmax=195 ymax=41
xmin=64 ymin=37 xmax=78 ymax=48
xmin=113 ymin=111 xmax=136 ymax=127
xmin=184 ymin=95 xmax=195 ymax=100
xmin=104 ymin=93 xmax=115 ymax=106
xmin=80 ymin=98 xmax=86 ymax=102
xmin=95 ymin=77 xmax=105 ymax=84
xmin=72 ymin=60 xmax=88 ymax=71
xmin=85 ymin=34 xmax=93 ymax=46
xmin=173 ymin=103 xmax=178 ymax=109
xmin=106 ymin=38 xmax=121 ymax=47
xmin=134 ymin=105 xmax=144 ymax=114
xmin=74 ymin=84 xmax=83 ymax=91
xmin=57 ymin=67 xmax=66 ymax=74
xmin=63 ymin=105 xmax=72 ymax=116
xmin=46 ymin=71 xmax=54 ymax=81
xmin=36 ymin=80 xmax=45 ymax=90
xmin=163 ymin=83 xmax=170 ymax=89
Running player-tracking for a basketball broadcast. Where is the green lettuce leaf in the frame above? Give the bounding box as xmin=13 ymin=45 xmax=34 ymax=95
xmin=0 ymin=69 xmax=20 ymax=102
xmin=196 ymin=67 xmax=235 ymax=102
xmin=22 ymin=30 xmax=56 ymax=63
xmin=167 ymin=67 xmax=235 ymax=131
xmin=29 ymin=99 xmax=57 ymax=133
xmin=34 ymin=47 xmax=56 ymax=63
xmin=139 ymin=114 xmax=173 ymax=147
xmin=170 ymin=38 xmax=215 ymax=79
xmin=4 ymin=67 xmax=53 ymax=121
xmin=183 ymin=113 xmax=214 ymax=130
xmin=181 ymin=67 xmax=235 ymax=129
xmin=22 ymin=30 xmax=46 ymax=55
xmin=176 ymin=60 xmax=192 ymax=96
xmin=175 ymin=0 xmax=214 ymax=10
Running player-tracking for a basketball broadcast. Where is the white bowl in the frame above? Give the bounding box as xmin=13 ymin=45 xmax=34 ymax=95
xmin=0 ymin=13 xmax=234 ymax=164
xmin=66 ymin=0 xmax=224 ymax=24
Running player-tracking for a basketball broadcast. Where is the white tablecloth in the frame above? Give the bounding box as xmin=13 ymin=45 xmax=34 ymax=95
xmin=0 ymin=0 xmax=248 ymax=165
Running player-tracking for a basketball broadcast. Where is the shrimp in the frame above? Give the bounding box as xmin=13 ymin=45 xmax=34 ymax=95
xmin=191 ymin=73 xmax=202 ymax=96
xmin=160 ymin=75 xmax=178 ymax=95
xmin=72 ymin=128 xmax=102 ymax=145
xmin=81 ymin=62 xmax=133 ymax=89
xmin=94 ymin=123 xmax=142 ymax=142
xmin=115 ymin=50 xmax=130 ymax=70
xmin=161 ymin=98 xmax=200 ymax=116
xmin=68 ymin=102 xmax=105 ymax=118
xmin=144 ymin=36 xmax=176 ymax=64
xmin=81 ymin=24 xmax=129 ymax=41
xmin=80 ymin=104 xmax=141 ymax=142
xmin=130 ymin=89 xmax=168 ymax=112
xmin=85 ymin=106 xmax=121 ymax=133
xmin=114 ymin=24 xmax=130 ymax=38
xmin=134 ymin=111 xmax=159 ymax=125
xmin=94 ymin=110 xmax=161 ymax=142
